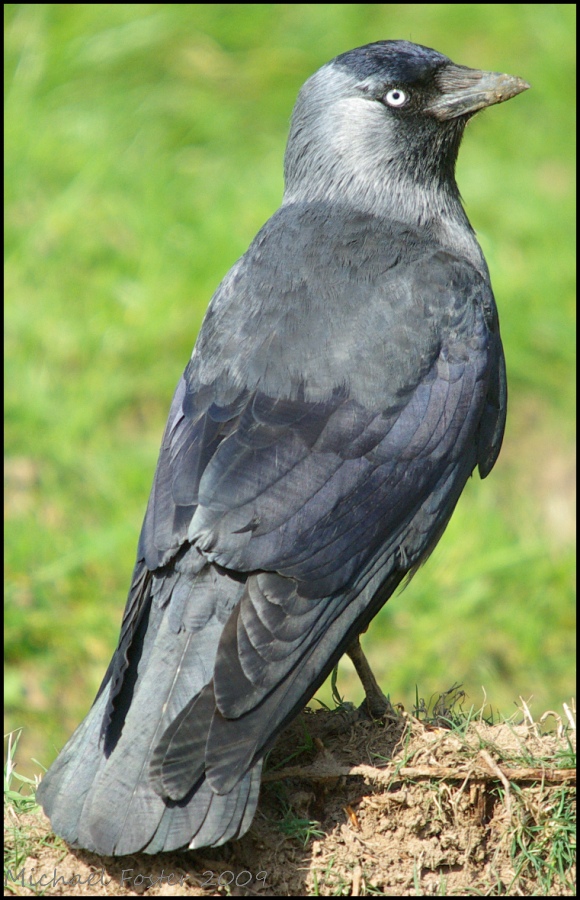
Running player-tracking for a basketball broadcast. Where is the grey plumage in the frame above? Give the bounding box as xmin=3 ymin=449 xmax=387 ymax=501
xmin=37 ymin=40 xmax=529 ymax=854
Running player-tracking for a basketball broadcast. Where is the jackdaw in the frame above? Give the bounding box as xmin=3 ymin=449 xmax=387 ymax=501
xmin=37 ymin=40 xmax=529 ymax=854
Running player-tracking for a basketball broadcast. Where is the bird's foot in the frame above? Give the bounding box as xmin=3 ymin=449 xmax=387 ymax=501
xmin=357 ymin=688 xmax=397 ymax=721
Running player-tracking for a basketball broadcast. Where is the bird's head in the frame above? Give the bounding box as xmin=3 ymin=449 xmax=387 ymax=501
xmin=283 ymin=40 xmax=529 ymax=221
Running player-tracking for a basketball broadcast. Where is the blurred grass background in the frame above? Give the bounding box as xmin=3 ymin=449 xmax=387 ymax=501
xmin=5 ymin=4 xmax=575 ymax=778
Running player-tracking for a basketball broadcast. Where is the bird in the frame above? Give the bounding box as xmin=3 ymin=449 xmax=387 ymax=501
xmin=37 ymin=40 xmax=529 ymax=855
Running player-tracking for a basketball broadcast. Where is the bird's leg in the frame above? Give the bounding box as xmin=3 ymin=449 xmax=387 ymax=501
xmin=347 ymin=635 xmax=394 ymax=719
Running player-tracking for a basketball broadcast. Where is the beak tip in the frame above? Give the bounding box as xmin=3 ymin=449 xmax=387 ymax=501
xmin=509 ymin=75 xmax=531 ymax=95
xmin=494 ymin=73 xmax=531 ymax=102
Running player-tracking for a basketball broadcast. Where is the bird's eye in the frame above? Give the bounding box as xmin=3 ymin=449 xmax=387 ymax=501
xmin=384 ymin=88 xmax=408 ymax=108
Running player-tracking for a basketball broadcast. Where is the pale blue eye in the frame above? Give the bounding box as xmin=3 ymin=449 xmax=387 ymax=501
xmin=385 ymin=88 xmax=408 ymax=107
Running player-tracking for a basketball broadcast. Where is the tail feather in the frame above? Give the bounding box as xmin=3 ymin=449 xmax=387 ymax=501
xmin=37 ymin=564 xmax=261 ymax=855
xmin=36 ymin=689 xmax=110 ymax=848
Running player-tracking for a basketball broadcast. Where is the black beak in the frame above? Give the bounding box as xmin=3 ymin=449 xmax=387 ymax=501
xmin=427 ymin=64 xmax=530 ymax=120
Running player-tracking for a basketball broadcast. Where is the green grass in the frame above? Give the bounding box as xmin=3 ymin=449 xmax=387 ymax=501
xmin=5 ymin=5 xmax=575 ymax=778
xmin=4 ymin=730 xmax=44 ymax=889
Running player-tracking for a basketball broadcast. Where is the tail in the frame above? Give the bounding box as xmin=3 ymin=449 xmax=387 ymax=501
xmin=37 ymin=558 xmax=262 ymax=855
